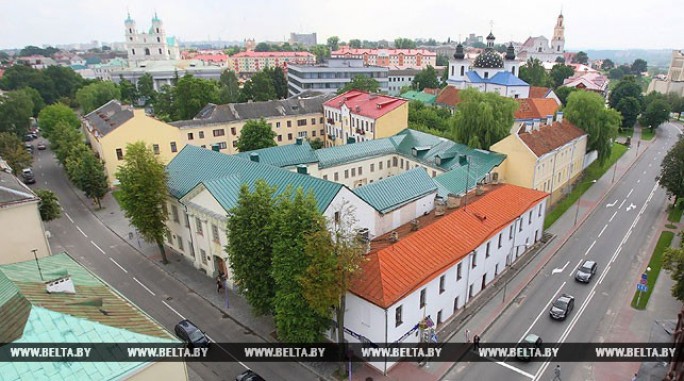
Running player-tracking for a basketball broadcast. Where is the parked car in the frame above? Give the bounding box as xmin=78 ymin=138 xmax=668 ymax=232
xmin=236 ymin=370 xmax=265 ymax=381
xmin=174 ymin=319 xmax=210 ymax=349
xmin=24 ymin=143 xmax=34 ymax=152
xmin=575 ymin=260 xmax=597 ymax=283
xmin=21 ymin=168 xmax=35 ymax=184
xmin=37 ymin=143 xmax=47 ymax=150
xmin=516 ymin=333 xmax=543 ymax=361
xmin=23 ymin=134 xmax=34 ymax=142
xmin=549 ymin=294 xmax=575 ymax=320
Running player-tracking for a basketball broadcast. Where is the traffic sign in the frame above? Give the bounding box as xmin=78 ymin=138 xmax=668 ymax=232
xmin=637 ymin=284 xmax=648 ymax=292
xmin=641 ymin=278 xmax=648 ymax=285
xmin=642 ymin=273 xmax=648 ymax=280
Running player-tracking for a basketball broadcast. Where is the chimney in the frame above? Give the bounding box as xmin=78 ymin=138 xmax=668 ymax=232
xmin=556 ymin=111 xmax=564 ymax=123
xmin=295 ymin=137 xmax=303 ymax=145
xmin=250 ymin=152 xmax=260 ymax=162
xmin=546 ymin=114 xmax=553 ymax=125
xmin=46 ymin=276 xmax=76 ymax=294
xmin=446 ymin=193 xmax=462 ymax=209
xmin=296 ymin=164 xmax=308 ymax=175
xmin=389 ymin=231 xmax=399 ymax=243
xmin=533 ymin=118 xmax=541 ymax=131
xmin=435 ymin=197 xmax=447 ymax=216
xmin=525 ymin=121 xmax=533 ymax=133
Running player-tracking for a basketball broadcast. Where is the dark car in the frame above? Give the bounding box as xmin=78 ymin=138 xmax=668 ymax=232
xmin=37 ymin=143 xmax=47 ymax=150
xmin=21 ymin=168 xmax=36 ymax=184
xmin=23 ymin=134 xmax=34 ymax=142
xmin=516 ymin=333 xmax=543 ymax=361
xmin=575 ymin=260 xmax=597 ymax=283
xmin=24 ymin=143 xmax=34 ymax=152
xmin=236 ymin=370 xmax=265 ymax=381
xmin=549 ymin=294 xmax=575 ymax=320
xmin=174 ymin=319 xmax=210 ymax=349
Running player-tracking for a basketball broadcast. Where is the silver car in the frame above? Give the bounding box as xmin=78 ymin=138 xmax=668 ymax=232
xmin=575 ymin=260 xmax=597 ymax=283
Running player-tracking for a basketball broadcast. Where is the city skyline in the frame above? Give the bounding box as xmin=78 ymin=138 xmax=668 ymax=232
xmin=1 ymin=0 xmax=681 ymax=50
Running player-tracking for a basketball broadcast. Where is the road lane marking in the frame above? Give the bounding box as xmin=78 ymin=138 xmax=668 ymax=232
xmin=637 ymin=179 xmax=641 ymax=183
xmin=517 ymin=281 xmax=566 ymax=344
xmin=552 ymin=261 xmax=570 ymax=275
xmin=109 ymin=258 xmax=128 ymax=273
xmin=599 ymin=265 xmax=611 ymax=285
xmin=90 ymin=241 xmax=106 ymax=255
xmin=627 ymin=188 xmax=634 ymax=198
xmin=211 ymin=338 xmax=249 ymax=369
xmin=618 ymin=200 xmax=626 ymax=209
xmin=133 ymin=277 xmax=156 ymax=296
xmin=64 ymin=212 xmax=74 ymax=223
xmin=598 ymin=224 xmax=608 ymax=237
xmin=643 ymin=170 xmax=646 ymax=174
xmin=584 ymin=240 xmax=596 ymax=256
xmin=609 ymin=211 xmax=618 ymax=222
xmin=569 ymin=259 xmax=583 ymax=278
xmin=76 ymin=226 xmax=88 ymax=237
xmin=626 ymin=203 xmax=636 ymax=212
xmin=162 ymin=301 xmax=186 ymax=320
xmin=606 ymin=200 xmax=617 ymax=208
xmin=485 ymin=358 xmax=534 ymax=379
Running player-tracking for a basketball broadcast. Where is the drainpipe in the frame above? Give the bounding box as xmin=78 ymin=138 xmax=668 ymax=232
xmin=180 ymin=201 xmax=199 ymax=269
xmin=384 ymin=308 xmax=388 ymax=375
xmin=464 ymin=251 xmax=473 ymax=310
xmin=548 ymin=152 xmax=558 ymax=205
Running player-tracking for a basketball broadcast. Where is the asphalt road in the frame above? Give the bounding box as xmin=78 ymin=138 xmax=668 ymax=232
xmin=443 ymin=123 xmax=681 ymax=381
xmin=30 ymin=139 xmax=321 ymax=381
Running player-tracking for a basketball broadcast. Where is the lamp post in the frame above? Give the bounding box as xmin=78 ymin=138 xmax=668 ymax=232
xmin=462 ymin=155 xmax=471 ymax=212
xmin=573 ymin=180 xmax=597 ymax=226
xmin=31 ymin=249 xmax=44 ymax=281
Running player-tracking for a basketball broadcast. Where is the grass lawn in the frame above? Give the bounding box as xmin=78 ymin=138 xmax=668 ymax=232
xmin=631 ymin=231 xmax=675 ymax=310
xmin=640 ymin=128 xmax=655 ymax=141
xmin=544 ymin=144 xmax=628 ymax=230
xmin=668 ymin=200 xmax=683 ymax=223
xmin=618 ymin=128 xmax=634 ymax=139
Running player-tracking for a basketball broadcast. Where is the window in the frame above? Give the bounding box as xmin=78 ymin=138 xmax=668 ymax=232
xmin=379 ymin=161 xmax=383 ymax=170
xmin=158 ymin=48 xmax=162 ymax=55
xmin=152 ymin=144 xmax=160 ymax=155
xmin=519 ymin=217 xmax=524 ymax=232
xmin=167 ymin=230 xmax=173 ymax=244
xmin=358 ymin=167 xmax=362 ymax=175
xmin=323 ymin=175 xmax=328 ymax=180
xmin=486 ymin=242 xmax=490 ymax=258
xmin=344 ymin=170 xmax=349 ymax=179
xmin=538 ymin=204 xmax=543 ymax=217
xmin=195 ymin=217 xmax=203 ymax=235
xmin=230 ymin=127 xmax=237 ymax=136
xmin=395 ymin=305 xmax=403 ymax=327
xmin=393 ymin=157 xmax=398 ymax=167
xmin=351 ymin=168 xmax=356 ymax=177
xmin=277 ymin=135 xmax=282 ymax=142
xmin=200 ymin=249 xmax=207 ymax=265
xmin=298 ymin=131 xmax=308 ymax=138
xmin=297 ymin=119 xmax=307 ymax=126
xmin=311 ymin=118 xmax=316 ymax=125
xmin=212 ymin=224 xmax=220 ymax=243
xmin=334 ymin=172 xmax=339 ymax=181
xmin=419 ymin=289 xmax=427 ymax=308
xmin=312 ymin=130 xmax=316 ymax=137
xmin=187 ymin=132 xmax=194 ymax=140
xmin=400 ymin=158 xmax=404 ymax=168
xmin=170 ymin=142 xmax=177 ymax=153
xmin=116 ymin=148 xmax=124 ymax=160
xmin=171 ymin=205 xmax=179 ymax=222
xmin=287 ymin=121 xmax=292 ymax=128
xmin=184 ymin=212 xmax=190 ymax=228
xmin=319 ymin=117 xmax=324 ymax=124
xmin=213 ymin=129 xmax=225 ymax=137
xmin=471 ymin=251 xmax=477 ymax=268
xmin=157 ymin=37 xmax=161 ymax=43
xmin=320 ymin=129 xmax=324 ymax=136
xmin=498 ymin=233 xmax=503 ymax=249
xmin=287 ymin=133 xmax=293 ymax=140
xmin=177 ymin=236 xmax=184 ymax=251
xmin=217 ymin=142 xmax=227 ymax=149
xmin=231 ymin=141 xmax=237 ymax=148
xmin=510 ymin=225 xmax=514 ymax=239
xmin=334 ymin=211 xmax=340 ymax=224
xmin=370 ymin=164 xmax=375 ymax=172
xmin=529 ymin=211 xmax=533 ymax=224
xmin=198 ymin=131 xmax=204 ymax=139
xmin=439 ymin=275 xmax=445 ymax=294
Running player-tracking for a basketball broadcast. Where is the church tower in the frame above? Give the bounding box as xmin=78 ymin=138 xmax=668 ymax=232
xmin=124 ymin=13 xmax=137 ymax=59
xmin=447 ymin=43 xmax=469 ymax=87
xmin=551 ymin=12 xmax=565 ymax=53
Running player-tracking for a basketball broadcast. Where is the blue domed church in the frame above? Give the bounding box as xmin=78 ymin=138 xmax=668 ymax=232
xmin=446 ymin=32 xmax=530 ymax=98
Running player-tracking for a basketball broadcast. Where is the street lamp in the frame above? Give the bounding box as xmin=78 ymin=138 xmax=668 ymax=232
xmin=503 ymin=243 xmax=529 ymax=303
xmin=573 ymin=180 xmax=597 ymax=226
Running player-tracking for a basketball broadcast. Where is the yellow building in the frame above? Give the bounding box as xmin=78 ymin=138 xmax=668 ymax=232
xmin=323 ymin=90 xmax=409 ymax=147
xmin=82 ymin=100 xmax=183 ymax=185
xmin=0 ymin=161 xmax=52 ymax=264
xmin=170 ymin=95 xmax=332 ymax=154
xmin=490 ymin=113 xmax=587 ymax=205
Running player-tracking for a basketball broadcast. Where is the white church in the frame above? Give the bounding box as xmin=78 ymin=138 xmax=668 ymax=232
xmin=446 ymin=32 xmax=530 ymax=99
xmin=517 ymin=13 xmax=566 ymax=63
xmin=124 ymin=12 xmax=180 ymax=67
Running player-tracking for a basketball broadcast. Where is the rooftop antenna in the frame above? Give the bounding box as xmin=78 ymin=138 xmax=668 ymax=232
xmin=31 ymin=249 xmax=44 ymax=281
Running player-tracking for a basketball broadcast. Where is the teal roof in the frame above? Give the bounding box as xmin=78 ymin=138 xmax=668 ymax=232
xmin=69 ymin=64 xmax=87 ymax=70
xmin=316 ymin=138 xmax=398 ymax=169
xmin=400 ymin=91 xmax=436 ymax=105
xmin=432 ymin=148 xmax=505 ymax=197
xmin=167 ymin=145 xmax=342 ymax=213
xmin=166 ymin=36 xmax=176 ymax=46
xmin=354 ymin=168 xmax=437 ymax=214
xmin=234 ymin=141 xmax=318 ymax=168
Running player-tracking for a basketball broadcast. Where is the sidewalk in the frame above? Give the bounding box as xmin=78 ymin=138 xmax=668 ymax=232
xmin=76 ymin=125 xmax=661 ymax=381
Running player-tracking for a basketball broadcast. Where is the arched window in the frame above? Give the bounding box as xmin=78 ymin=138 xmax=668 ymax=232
xmin=157 ymin=37 xmax=160 ymax=43
xmin=159 ymin=48 xmax=162 ymax=54
xmin=145 ymin=48 xmax=150 ymax=55
xmin=511 ymin=67 xmax=515 ymax=75
xmin=131 ymin=49 xmax=135 ymax=55
xmin=129 ymin=28 xmax=132 ymax=34
xmin=156 ymin=28 xmax=160 ymax=33
xmin=484 ymin=72 xmax=489 ymax=79
xmin=460 ymin=66 xmax=465 ymax=76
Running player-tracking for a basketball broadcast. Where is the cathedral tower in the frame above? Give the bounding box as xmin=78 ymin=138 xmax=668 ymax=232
xmin=551 ymin=12 xmax=565 ymax=53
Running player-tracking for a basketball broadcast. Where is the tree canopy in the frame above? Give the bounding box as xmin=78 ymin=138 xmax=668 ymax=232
xmin=0 ymin=132 xmax=32 ymax=174
xmin=658 ymin=136 xmax=684 ymax=204
xmin=631 ymin=59 xmax=648 ymax=75
xmin=572 ymin=51 xmax=589 ymax=65
xmin=601 ymin=59 xmax=615 ymax=70
xmin=451 ymin=88 xmax=517 ymax=150
xmin=74 ymin=150 xmax=109 ymax=209
xmin=519 ymin=59 xmax=551 ymax=87
xmin=152 ymin=74 xmax=220 ymax=121
xmin=394 ymin=38 xmax=417 ymax=49
xmin=412 ymin=66 xmax=440 ymax=90
xmin=240 ymin=71 xmax=277 ymax=102
xmin=639 ymin=98 xmax=670 ymax=129
xmin=37 ymin=103 xmax=80 ymax=139
xmin=115 ymin=142 xmax=170 ymax=264
xmin=0 ymin=91 xmax=34 ymax=136
xmin=35 ymin=189 xmax=61 ymax=222
xmin=554 ymin=86 xmax=579 ymax=106
xmin=549 ymin=64 xmax=574 ymax=88
xmin=609 ymin=76 xmax=643 ymax=109
xmin=76 ymin=81 xmax=121 ymax=114
xmin=327 ymin=36 xmax=340 ymax=51
xmin=338 ymin=75 xmax=380 ymax=94
xmin=236 ymin=119 xmax=277 ymax=152
xmin=564 ymin=90 xmax=620 ymax=164
xmin=219 ymin=70 xmax=241 ymax=103
xmin=615 ymin=97 xmax=641 ymax=128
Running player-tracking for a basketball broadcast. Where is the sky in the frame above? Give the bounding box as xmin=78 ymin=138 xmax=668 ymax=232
xmin=1 ymin=0 xmax=681 ymax=51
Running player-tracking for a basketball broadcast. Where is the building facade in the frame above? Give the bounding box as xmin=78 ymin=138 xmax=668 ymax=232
xmin=111 ymin=60 xmax=224 ymax=91
xmin=648 ymin=50 xmax=684 ymax=97
xmin=124 ymin=13 xmax=180 ymax=67
xmin=331 ymin=48 xmax=436 ymax=69
xmin=517 ymin=13 xmax=565 ymax=63
xmin=287 ymin=59 xmax=389 ymax=96
xmin=387 ymin=68 xmax=421 ymax=95
xmin=229 ymin=51 xmax=315 ymax=77
xmin=289 ymin=32 xmax=317 ymax=47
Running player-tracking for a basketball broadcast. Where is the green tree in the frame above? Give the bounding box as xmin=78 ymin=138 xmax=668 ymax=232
xmin=658 ymin=136 xmax=684 ymax=204
xmin=451 ymin=88 xmax=517 ymax=149
xmin=663 ymin=243 xmax=684 ymax=302
xmin=271 ymin=188 xmax=330 ymax=342
xmin=394 ymin=38 xmax=417 ymax=49
xmin=172 ymin=74 xmax=220 ymax=120
xmin=76 ymin=81 xmax=121 ymax=114
xmin=44 ymin=66 xmax=84 ymax=101
xmin=0 ymin=132 xmax=32 ymax=174
xmin=631 ymin=59 xmax=648 ymax=75
xmin=152 ymin=84 xmax=175 ymax=121
xmin=573 ymin=51 xmax=589 ymax=65
xmin=240 ymin=71 xmax=277 ymax=102
xmin=667 ymin=92 xmax=684 ymax=118
xmin=564 ymin=90 xmax=620 ymax=164
xmin=601 ymin=59 xmax=615 ymax=70
xmin=615 ymin=97 xmax=641 ymax=128
xmin=519 ymin=58 xmax=552 ymax=87
xmin=412 ymin=66 xmax=440 ymax=90
xmin=327 ymin=36 xmax=340 ymax=51
xmin=348 ymin=39 xmax=361 ymax=48
xmin=17 ymin=87 xmax=45 ymax=117
xmin=0 ymin=91 xmax=34 ymax=136
xmin=308 ymin=138 xmax=324 ymax=150
xmin=49 ymin=121 xmax=83 ymax=165
xmin=337 ymin=75 xmax=380 ymax=94
xmin=75 ymin=150 xmax=109 ymax=209
xmin=115 ymin=142 xmax=170 ymax=264
xmin=37 ymin=103 xmax=80 ymax=139
xmin=236 ymin=119 xmax=277 ymax=152
xmin=35 ymin=189 xmax=61 ymax=222
xmin=0 ymin=51 xmax=9 ymax=63
xmin=549 ymin=64 xmax=574 ymax=88
xmin=118 ymin=78 xmax=138 ymax=105
xmin=218 ymin=70 xmax=241 ymax=103
xmin=555 ymin=56 xmax=566 ymax=64
xmin=554 ymin=86 xmax=578 ymax=106
xmin=639 ymin=98 xmax=670 ymax=129
xmin=436 ymin=54 xmax=449 ymax=67
xmin=310 ymin=45 xmax=331 ymax=64
xmin=609 ymin=76 xmax=643 ymax=109
xmin=268 ymin=67 xmax=288 ymax=99
xmin=137 ymin=73 xmax=156 ymax=105
xmin=254 ymin=42 xmax=271 ymax=52
xmin=609 ymin=67 xmax=625 ymax=80
xmin=226 ymin=181 xmax=277 ymax=315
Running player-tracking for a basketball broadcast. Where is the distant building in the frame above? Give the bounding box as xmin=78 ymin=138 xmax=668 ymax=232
xmin=331 ymin=47 xmax=436 ymax=69
xmin=124 ymin=12 xmax=180 ymax=67
xmin=244 ymin=38 xmax=256 ymax=51
xmin=289 ymin=32 xmax=317 ymax=47
xmin=287 ymin=58 xmax=389 ymax=97
xmin=648 ymin=50 xmax=684 ymax=97
xmin=528 ymin=86 xmax=561 ymax=104
xmin=400 ymin=90 xmax=436 ymax=105
xmin=181 ymin=50 xmax=229 ymax=66
xmin=562 ymin=72 xmax=609 ymax=96
xmin=229 ymin=51 xmax=315 ymax=77
xmin=111 ymin=60 xmax=224 ymax=91
xmin=464 ymin=33 xmax=484 ymax=46
xmin=517 ymin=13 xmax=565 ymax=63
xmin=387 ymin=68 xmax=422 ymax=95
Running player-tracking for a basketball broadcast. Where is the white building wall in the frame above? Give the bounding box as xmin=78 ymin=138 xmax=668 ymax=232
xmin=323 ymin=187 xmax=376 ymax=236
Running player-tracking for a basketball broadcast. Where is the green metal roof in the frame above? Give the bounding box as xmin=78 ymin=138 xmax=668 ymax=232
xmin=234 ymin=140 xmax=318 ymax=168
xmin=432 ymin=149 xmax=505 ymax=197
xmin=316 ymin=138 xmax=399 ymax=169
xmin=400 ymin=91 xmax=436 ymax=105
xmin=353 ymin=168 xmax=437 ymax=214
xmin=167 ymin=145 xmax=342 ymax=213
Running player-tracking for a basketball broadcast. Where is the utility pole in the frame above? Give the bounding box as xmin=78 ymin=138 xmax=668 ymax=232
xmin=32 ymin=249 xmax=44 ymax=281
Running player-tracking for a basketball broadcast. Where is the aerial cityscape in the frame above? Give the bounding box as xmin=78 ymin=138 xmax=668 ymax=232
xmin=1 ymin=2 xmax=684 ymax=381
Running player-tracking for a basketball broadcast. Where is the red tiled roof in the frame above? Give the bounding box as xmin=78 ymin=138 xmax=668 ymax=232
xmin=332 ymin=47 xmax=436 ymax=57
xmin=323 ymin=90 xmax=407 ymax=119
xmin=349 ymin=184 xmax=549 ymax=308
xmin=231 ymin=51 xmax=315 ymax=58
xmin=518 ymin=120 xmax=586 ymax=156
xmin=435 ymin=86 xmax=462 ymax=107
xmin=528 ymin=86 xmax=551 ymax=99
xmin=514 ymin=98 xmax=559 ymax=120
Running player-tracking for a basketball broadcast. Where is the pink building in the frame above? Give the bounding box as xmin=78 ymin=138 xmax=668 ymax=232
xmin=229 ymin=51 xmax=315 ymax=75
xmin=331 ymin=47 xmax=436 ymax=69
xmin=181 ymin=50 xmax=229 ymax=66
